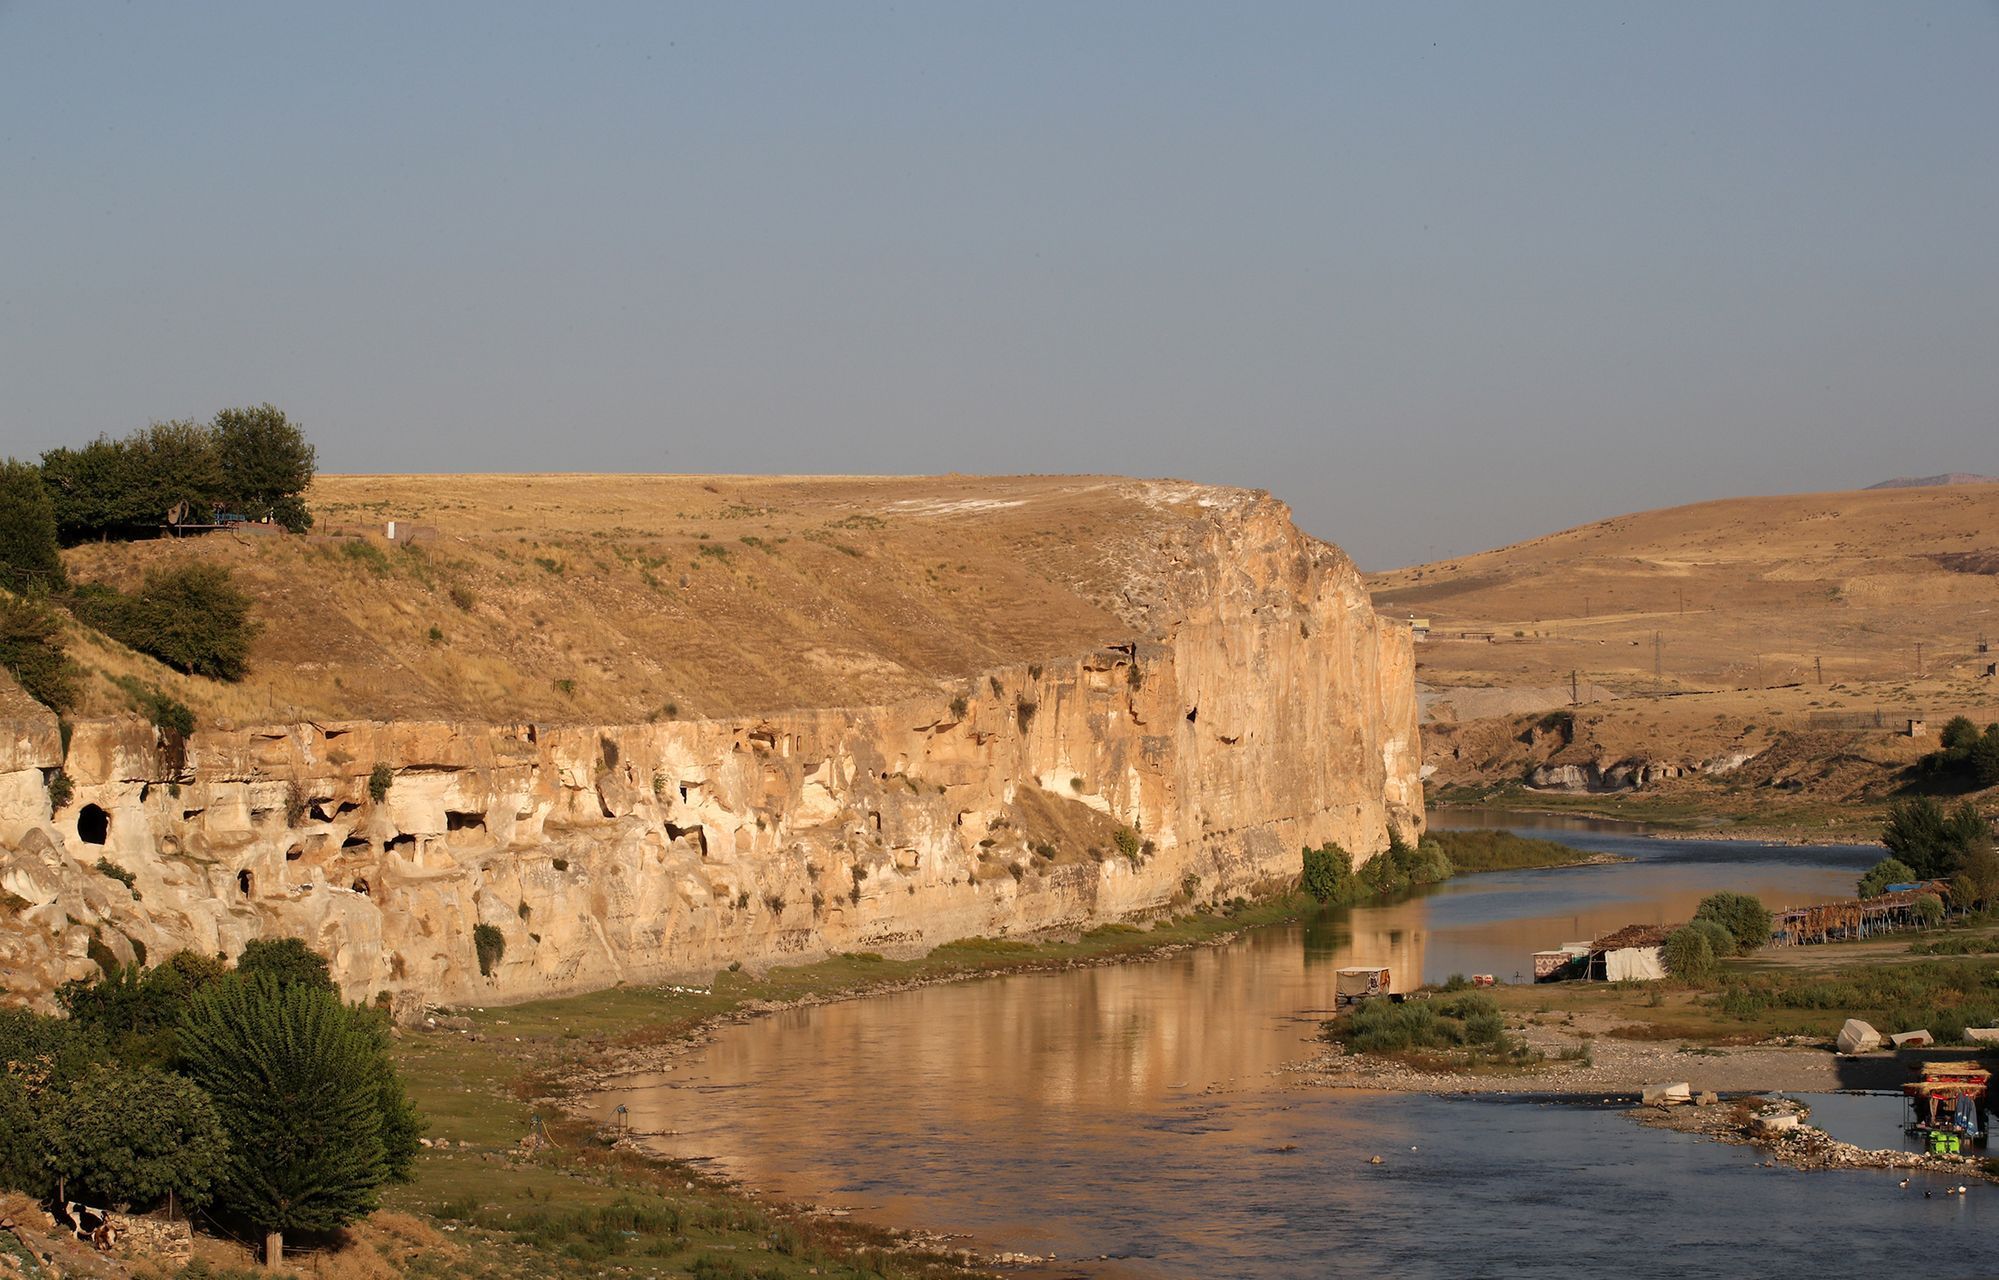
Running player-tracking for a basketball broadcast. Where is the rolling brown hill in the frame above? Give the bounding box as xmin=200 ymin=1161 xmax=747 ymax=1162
xmin=1366 ymin=484 xmax=1999 ymax=824
xmin=38 ymin=473 xmax=1325 ymax=727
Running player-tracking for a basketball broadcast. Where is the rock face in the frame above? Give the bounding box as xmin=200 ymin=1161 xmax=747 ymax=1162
xmin=0 ymin=490 xmax=1420 ymax=1010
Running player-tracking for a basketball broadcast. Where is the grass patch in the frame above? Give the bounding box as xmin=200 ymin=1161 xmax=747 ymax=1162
xmin=1423 ymin=828 xmax=1613 ymax=873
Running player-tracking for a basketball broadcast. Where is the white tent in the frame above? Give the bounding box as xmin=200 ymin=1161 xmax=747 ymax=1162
xmin=1602 ymin=945 xmax=1666 ymax=982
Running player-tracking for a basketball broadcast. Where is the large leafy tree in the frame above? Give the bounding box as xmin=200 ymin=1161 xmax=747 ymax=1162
xmin=213 ymin=404 xmax=317 ymax=532
xmin=0 ymin=459 xmax=65 ymax=593
xmin=1882 ymin=797 xmax=1993 ymax=879
xmin=43 ymin=1064 xmax=229 ymax=1214
xmin=128 ymin=421 xmax=228 ymax=524
xmin=177 ymin=975 xmax=419 ymax=1265
xmin=39 ymin=437 xmax=149 ymax=543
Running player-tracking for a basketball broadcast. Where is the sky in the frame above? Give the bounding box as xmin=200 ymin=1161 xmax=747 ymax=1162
xmin=2 ymin=3 xmax=1995 ymax=569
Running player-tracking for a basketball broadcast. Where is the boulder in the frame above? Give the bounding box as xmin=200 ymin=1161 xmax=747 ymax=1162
xmin=1836 ymin=1018 xmax=1882 ymax=1054
xmin=1890 ymin=1029 xmax=1934 ymax=1048
xmin=1965 ymin=1028 xmax=1999 ymax=1044
xmin=1642 ymin=1081 xmax=1692 ymax=1106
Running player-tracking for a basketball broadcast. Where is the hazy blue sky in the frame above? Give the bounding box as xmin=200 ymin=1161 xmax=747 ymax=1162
xmin=3 ymin=3 xmax=1994 ymax=568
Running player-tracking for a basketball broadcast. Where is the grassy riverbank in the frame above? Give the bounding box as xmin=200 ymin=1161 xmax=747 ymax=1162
xmin=380 ymin=896 xmax=1313 ymax=1279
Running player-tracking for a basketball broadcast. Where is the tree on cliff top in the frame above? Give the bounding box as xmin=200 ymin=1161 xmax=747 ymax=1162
xmin=0 ymin=459 xmax=65 ymax=594
xmin=213 ymin=404 xmax=316 ymax=532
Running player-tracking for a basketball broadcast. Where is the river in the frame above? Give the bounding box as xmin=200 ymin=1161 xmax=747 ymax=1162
xmin=597 ymin=819 xmax=1997 ymax=1277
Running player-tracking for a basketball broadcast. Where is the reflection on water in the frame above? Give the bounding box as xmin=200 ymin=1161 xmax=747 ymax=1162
xmin=600 ymin=827 xmax=1944 ymax=1277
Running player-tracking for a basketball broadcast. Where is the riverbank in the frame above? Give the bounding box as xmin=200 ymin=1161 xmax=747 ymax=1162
xmin=385 ymin=894 xmax=1321 ymax=1279
xmin=1635 ymin=1096 xmax=1999 ymax=1184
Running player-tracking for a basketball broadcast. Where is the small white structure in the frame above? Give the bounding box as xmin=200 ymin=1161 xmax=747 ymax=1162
xmin=1837 ymin=1018 xmax=1884 ymax=1055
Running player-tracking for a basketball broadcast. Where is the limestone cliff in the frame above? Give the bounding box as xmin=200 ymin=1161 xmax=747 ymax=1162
xmin=1 ymin=481 xmax=1419 ymax=1009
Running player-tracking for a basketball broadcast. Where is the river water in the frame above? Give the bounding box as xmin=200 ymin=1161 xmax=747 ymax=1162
xmin=599 ymin=819 xmax=1997 ymax=1277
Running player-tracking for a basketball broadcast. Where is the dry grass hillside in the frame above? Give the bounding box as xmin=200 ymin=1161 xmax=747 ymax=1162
xmin=1366 ymin=484 xmax=1999 ymax=822
xmin=38 ymin=474 xmax=1272 ymax=727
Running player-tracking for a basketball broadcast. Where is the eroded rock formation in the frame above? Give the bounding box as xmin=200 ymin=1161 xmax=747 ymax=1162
xmin=0 ymin=488 xmax=1419 ymax=1009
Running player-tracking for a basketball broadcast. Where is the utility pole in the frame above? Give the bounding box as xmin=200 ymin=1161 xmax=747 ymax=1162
xmin=1815 ymin=656 xmax=1823 ymax=686
xmin=1571 ymin=669 xmax=1580 ymax=706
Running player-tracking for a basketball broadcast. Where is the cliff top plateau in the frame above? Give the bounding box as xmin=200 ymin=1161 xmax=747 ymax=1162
xmin=25 ymin=474 xmax=1350 ymax=727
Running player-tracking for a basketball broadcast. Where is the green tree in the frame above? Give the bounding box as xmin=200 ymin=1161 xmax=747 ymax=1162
xmin=176 ymin=975 xmax=417 ymax=1265
xmin=74 ymin=564 xmax=260 ymax=681
xmin=1687 ymin=918 xmax=1737 ymax=960
xmin=1301 ymin=843 xmax=1353 ymax=904
xmin=43 ymin=1064 xmax=228 ymax=1214
xmin=1693 ymin=891 xmax=1771 ymax=952
xmin=1858 ymin=857 xmax=1919 ymax=899
xmin=236 ymin=936 xmax=336 ymax=993
xmin=1882 ymin=797 xmax=1993 ymax=880
xmin=39 ymin=437 xmax=147 ymax=543
xmin=1972 ymin=725 xmax=1999 ymax=789
xmin=0 ymin=594 xmax=78 ymax=712
xmin=0 ymin=459 xmax=65 ymax=594
xmin=128 ymin=420 xmax=227 ymax=524
xmin=0 ymin=1074 xmax=53 ymax=1197
xmin=213 ymin=405 xmax=317 ymax=532
xmin=1940 ymin=716 xmax=1981 ymax=755
xmin=1662 ymin=926 xmax=1718 ymax=984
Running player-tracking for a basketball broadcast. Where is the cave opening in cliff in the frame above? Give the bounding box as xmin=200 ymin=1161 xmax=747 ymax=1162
xmin=237 ymin=870 xmax=252 ymax=896
xmin=1186 ymin=706 xmax=1198 ymax=723
xmin=76 ymin=804 xmax=108 ymax=845
xmin=446 ymin=810 xmax=486 ymax=832
xmin=351 ymin=878 xmax=369 ymax=896
xmin=342 ymin=833 xmax=370 ymax=851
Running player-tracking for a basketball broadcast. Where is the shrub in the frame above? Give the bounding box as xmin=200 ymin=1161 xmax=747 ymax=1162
xmin=46 ymin=768 xmax=74 ymax=810
xmin=448 ymin=583 xmax=477 ymax=611
xmin=1016 ymin=697 xmax=1037 ymax=731
xmin=949 ymin=695 xmax=968 ymax=719
xmin=237 ymin=937 xmax=337 ymax=993
xmin=1114 ymin=827 xmax=1142 ymax=861
xmin=1333 ymin=992 xmax=1515 ymax=1056
xmin=110 ymin=674 xmax=196 ymax=738
xmin=473 ymin=924 xmax=506 ymax=976
xmin=1913 ymin=893 xmax=1946 ymax=927
xmin=1663 ymin=926 xmax=1718 ymax=984
xmin=0 ymin=1073 xmax=51 ymax=1197
xmin=93 ymin=857 xmax=136 ymax=892
xmin=43 ymin=1064 xmax=228 ymax=1213
xmin=1422 ymin=828 xmax=1583 ymax=873
xmin=0 ymin=458 xmax=65 ymax=594
xmin=1858 ymin=857 xmax=1919 ymax=899
xmin=1688 ymin=918 xmax=1737 ymax=960
xmin=1693 ymin=891 xmax=1771 ymax=952
xmin=72 ymin=564 xmax=260 ymax=681
xmin=0 ymin=594 xmax=78 ymax=712
xmin=368 ymin=762 xmax=394 ymax=803
xmin=1302 ymin=843 xmax=1354 ymax=904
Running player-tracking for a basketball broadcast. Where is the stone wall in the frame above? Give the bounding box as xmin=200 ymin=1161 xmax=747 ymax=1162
xmin=0 ymin=493 xmax=1420 ymax=1010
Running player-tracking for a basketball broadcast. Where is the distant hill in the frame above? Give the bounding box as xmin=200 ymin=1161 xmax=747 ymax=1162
xmin=1366 ymin=484 xmax=1999 ymax=691
xmin=1865 ymin=473 xmax=1998 ymax=489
